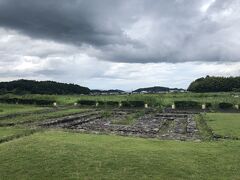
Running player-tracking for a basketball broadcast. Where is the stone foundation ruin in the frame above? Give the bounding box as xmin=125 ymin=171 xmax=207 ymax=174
xmin=40 ymin=109 xmax=200 ymax=140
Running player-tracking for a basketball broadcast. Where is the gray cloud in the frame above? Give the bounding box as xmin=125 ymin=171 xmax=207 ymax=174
xmin=0 ymin=0 xmax=240 ymax=63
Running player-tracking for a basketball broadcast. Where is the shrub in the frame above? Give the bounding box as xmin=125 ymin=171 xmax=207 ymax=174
xmin=78 ymin=100 xmax=96 ymax=106
xmin=218 ymin=102 xmax=233 ymax=109
xmin=174 ymin=101 xmax=201 ymax=109
xmin=121 ymin=101 xmax=145 ymax=108
xmin=0 ymin=98 xmax=54 ymax=105
xmin=105 ymin=101 xmax=119 ymax=107
xmin=97 ymin=101 xmax=105 ymax=106
xmin=121 ymin=101 xmax=131 ymax=107
xmin=129 ymin=101 xmax=145 ymax=107
xmin=205 ymin=103 xmax=212 ymax=108
xmin=35 ymin=99 xmax=55 ymax=105
xmin=0 ymin=98 xmax=17 ymax=104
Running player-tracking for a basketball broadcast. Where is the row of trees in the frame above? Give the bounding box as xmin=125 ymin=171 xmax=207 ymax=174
xmin=187 ymin=76 xmax=240 ymax=92
xmin=0 ymin=79 xmax=90 ymax=95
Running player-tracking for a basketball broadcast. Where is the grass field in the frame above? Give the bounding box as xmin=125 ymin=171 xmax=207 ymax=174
xmin=0 ymin=93 xmax=239 ymax=179
xmin=1 ymin=92 xmax=240 ymax=107
xmin=0 ymin=127 xmax=28 ymax=138
xmin=0 ymin=108 xmax=89 ymax=124
xmin=205 ymin=113 xmax=240 ymax=138
xmin=0 ymin=131 xmax=239 ymax=179
xmin=0 ymin=103 xmax=45 ymax=116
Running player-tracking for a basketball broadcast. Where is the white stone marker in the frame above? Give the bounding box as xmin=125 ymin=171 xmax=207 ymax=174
xmin=53 ymin=102 xmax=57 ymax=107
xmin=202 ymin=104 xmax=206 ymax=110
xmin=74 ymin=102 xmax=78 ymax=106
xmin=119 ymin=102 xmax=122 ymax=107
xmin=171 ymin=104 xmax=175 ymax=109
xmin=96 ymin=102 xmax=99 ymax=107
xmin=144 ymin=103 xmax=148 ymax=108
xmin=235 ymin=104 xmax=239 ymax=110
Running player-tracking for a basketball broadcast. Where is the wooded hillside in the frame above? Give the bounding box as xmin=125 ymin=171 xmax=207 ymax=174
xmin=188 ymin=76 xmax=240 ymax=92
xmin=0 ymin=79 xmax=90 ymax=95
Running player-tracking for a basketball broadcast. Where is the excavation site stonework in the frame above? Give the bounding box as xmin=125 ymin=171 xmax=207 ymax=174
xmin=40 ymin=108 xmax=200 ymax=140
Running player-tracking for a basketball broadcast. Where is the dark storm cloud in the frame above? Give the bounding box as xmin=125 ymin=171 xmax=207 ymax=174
xmin=0 ymin=0 xmax=132 ymax=46
xmin=0 ymin=0 xmax=240 ymax=63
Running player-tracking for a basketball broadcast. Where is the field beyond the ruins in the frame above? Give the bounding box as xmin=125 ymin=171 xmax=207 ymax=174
xmin=0 ymin=92 xmax=239 ymax=179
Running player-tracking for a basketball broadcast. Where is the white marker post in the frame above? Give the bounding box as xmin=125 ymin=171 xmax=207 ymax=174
xmin=171 ymin=104 xmax=175 ymax=109
xmin=144 ymin=103 xmax=148 ymax=108
xmin=96 ymin=102 xmax=99 ymax=107
xmin=119 ymin=102 xmax=122 ymax=108
xmin=235 ymin=104 xmax=239 ymax=110
xmin=202 ymin=104 xmax=206 ymax=110
xmin=53 ymin=102 xmax=57 ymax=107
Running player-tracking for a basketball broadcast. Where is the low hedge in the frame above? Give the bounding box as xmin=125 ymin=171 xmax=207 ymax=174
xmin=0 ymin=98 xmax=54 ymax=105
xmin=218 ymin=102 xmax=233 ymax=109
xmin=97 ymin=101 xmax=105 ymax=106
xmin=78 ymin=100 xmax=96 ymax=106
xmin=174 ymin=101 xmax=201 ymax=109
xmin=205 ymin=103 xmax=212 ymax=108
xmin=121 ymin=101 xmax=145 ymax=108
xmin=95 ymin=101 xmax=120 ymax=107
xmin=105 ymin=101 xmax=119 ymax=107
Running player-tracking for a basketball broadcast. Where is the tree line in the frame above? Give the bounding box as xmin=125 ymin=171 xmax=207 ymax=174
xmin=187 ymin=76 xmax=240 ymax=92
xmin=0 ymin=79 xmax=90 ymax=95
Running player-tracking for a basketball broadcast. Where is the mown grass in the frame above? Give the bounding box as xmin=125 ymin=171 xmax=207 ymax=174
xmin=0 ymin=131 xmax=239 ymax=179
xmin=204 ymin=113 xmax=240 ymax=138
xmin=0 ymin=126 xmax=39 ymax=144
xmin=0 ymin=103 xmax=45 ymax=116
xmin=0 ymin=108 xmax=90 ymax=124
xmin=0 ymin=127 xmax=27 ymax=138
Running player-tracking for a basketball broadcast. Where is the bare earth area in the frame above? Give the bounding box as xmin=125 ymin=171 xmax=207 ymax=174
xmin=40 ymin=109 xmax=200 ymax=140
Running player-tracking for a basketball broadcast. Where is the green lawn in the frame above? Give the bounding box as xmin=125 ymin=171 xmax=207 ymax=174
xmin=0 ymin=131 xmax=239 ymax=180
xmin=0 ymin=103 xmax=45 ymax=116
xmin=205 ymin=113 xmax=240 ymax=138
xmin=0 ymin=127 xmax=28 ymax=139
xmin=0 ymin=108 xmax=90 ymax=124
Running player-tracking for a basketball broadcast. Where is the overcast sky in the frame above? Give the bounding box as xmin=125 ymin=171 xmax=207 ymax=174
xmin=0 ymin=0 xmax=240 ymax=90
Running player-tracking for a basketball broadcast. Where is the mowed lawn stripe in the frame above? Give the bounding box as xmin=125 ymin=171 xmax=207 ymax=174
xmin=0 ymin=131 xmax=239 ymax=179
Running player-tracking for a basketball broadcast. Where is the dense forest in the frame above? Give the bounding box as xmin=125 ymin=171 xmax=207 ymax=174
xmin=0 ymin=79 xmax=90 ymax=95
xmin=188 ymin=76 xmax=240 ymax=92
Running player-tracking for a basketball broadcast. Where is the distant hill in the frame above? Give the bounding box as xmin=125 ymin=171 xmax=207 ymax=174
xmin=188 ymin=76 xmax=240 ymax=92
xmin=133 ymin=86 xmax=169 ymax=93
xmin=0 ymin=79 xmax=90 ymax=95
xmin=91 ymin=89 xmax=125 ymax=94
xmin=133 ymin=86 xmax=185 ymax=93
